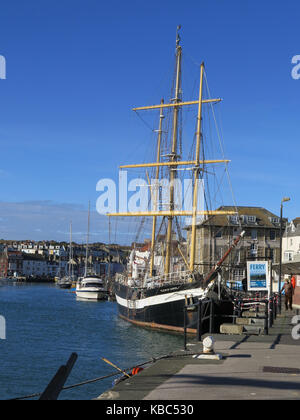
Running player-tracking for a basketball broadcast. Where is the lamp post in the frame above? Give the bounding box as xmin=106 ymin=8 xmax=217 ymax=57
xmin=278 ymin=197 xmax=290 ymax=313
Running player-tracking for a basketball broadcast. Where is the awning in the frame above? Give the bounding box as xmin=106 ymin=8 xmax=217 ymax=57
xmin=272 ymin=262 xmax=300 ymax=275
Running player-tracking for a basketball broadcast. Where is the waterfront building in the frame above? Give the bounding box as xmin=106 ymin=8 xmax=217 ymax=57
xmin=0 ymin=248 xmax=23 ymax=277
xmin=282 ymin=218 xmax=300 ymax=263
xmin=0 ymin=241 xmax=127 ymax=279
xmin=22 ymin=254 xmax=59 ymax=277
xmin=185 ymin=206 xmax=283 ymax=285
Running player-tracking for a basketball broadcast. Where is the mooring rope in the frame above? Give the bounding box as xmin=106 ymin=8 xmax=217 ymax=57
xmin=9 ymin=350 xmax=200 ymax=400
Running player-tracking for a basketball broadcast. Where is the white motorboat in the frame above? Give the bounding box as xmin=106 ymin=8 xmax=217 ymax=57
xmin=75 ymin=275 xmax=108 ymax=300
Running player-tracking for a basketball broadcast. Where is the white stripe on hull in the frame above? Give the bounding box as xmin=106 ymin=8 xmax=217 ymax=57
xmin=76 ymin=291 xmax=107 ymax=300
xmin=115 ymin=286 xmax=207 ymax=310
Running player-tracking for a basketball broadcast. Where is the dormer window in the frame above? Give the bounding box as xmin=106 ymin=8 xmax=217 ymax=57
xmin=241 ymin=215 xmax=256 ymax=224
xmin=269 ymin=217 xmax=279 ymax=224
xmin=229 ymin=215 xmax=239 ymax=224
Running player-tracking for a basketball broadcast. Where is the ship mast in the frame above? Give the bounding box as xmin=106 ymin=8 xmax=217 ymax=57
xmin=69 ymin=221 xmax=73 ymax=279
xmin=107 ymin=27 xmax=235 ymax=277
xmin=165 ymin=27 xmax=182 ymax=275
xmin=189 ymin=62 xmax=204 ymax=271
xmin=84 ymin=201 xmax=90 ymax=277
xmin=150 ymin=99 xmax=164 ymax=276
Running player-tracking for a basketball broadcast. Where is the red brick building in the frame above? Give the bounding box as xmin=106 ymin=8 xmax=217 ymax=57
xmin=0 ymin=248 xmax=23 ymax=277
xmin=0 ymin=248 xmax=8 ymax=277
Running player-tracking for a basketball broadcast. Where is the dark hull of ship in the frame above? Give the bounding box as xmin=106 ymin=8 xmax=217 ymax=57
xmin=58 ymin=283 xmax=72 ymax=289
xmin=115 ymin=280 xmax=233 ymax=334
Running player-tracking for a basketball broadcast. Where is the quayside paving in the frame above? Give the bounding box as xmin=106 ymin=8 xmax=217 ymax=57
xmin=96 ymin=308 xmax=300 ymax=400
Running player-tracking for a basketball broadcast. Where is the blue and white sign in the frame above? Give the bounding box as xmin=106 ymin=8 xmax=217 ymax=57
xmin=247 ymin=261 xmax=270 ymax=291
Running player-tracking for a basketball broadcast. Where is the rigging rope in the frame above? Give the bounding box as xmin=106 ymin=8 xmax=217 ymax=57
xmin=203 ymin=69 xmax=240 ymax=225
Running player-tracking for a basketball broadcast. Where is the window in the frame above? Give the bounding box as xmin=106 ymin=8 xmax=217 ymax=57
xmin=284 ymin=251 xmax=293 ymax=262
xmin=233 ymin=251 xmax=241 ymax=264
xmin=233 ymin=269 xmax=244 ymax=279
xmin=270 ymin=217 xmax=279 ymax=224
xmin=229 ymin=215 xmax=239 ymax=224
xmin=218 ymin=248 xmax=224 ymax=260
xmin=215 ymin=229 xmax=222 ymax=238
xmin=247 ymin=216 xmax=256 ymax=223
xmin=250 ymin=243 xmax=258 ymax=256
xmin=251 ymin=229 xmax=257 ymax=240
xmin=270 ymin=230 xmax=276 ymax=241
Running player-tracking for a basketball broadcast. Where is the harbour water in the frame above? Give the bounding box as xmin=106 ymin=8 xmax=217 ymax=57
xmin=0 ymin=282 xmax=182 ymax=400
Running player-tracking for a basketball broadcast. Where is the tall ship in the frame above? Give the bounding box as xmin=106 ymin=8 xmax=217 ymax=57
xmin=108 ymin=27 xmax=243 ymax=333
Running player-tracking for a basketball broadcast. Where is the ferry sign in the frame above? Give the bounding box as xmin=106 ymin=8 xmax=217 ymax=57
xmin=247 ymin=261 xmax=270 ymax=291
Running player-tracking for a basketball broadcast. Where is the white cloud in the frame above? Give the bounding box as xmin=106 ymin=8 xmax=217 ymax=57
xmin=0 ymin=200 xmax=146 ymax=244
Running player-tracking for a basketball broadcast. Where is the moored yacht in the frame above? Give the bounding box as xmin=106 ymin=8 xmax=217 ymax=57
xmin=75 ymin=275 xmax=108 ymax=300
xmin=75 ymin=202 xmax=108 ymax=300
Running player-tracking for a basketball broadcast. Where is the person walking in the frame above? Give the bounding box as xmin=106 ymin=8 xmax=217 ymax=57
xmin=281 ymin=278 xmax=294 ymax=310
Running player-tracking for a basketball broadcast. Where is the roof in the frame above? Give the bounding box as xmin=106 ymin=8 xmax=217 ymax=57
xmin=293 ymin=217 xmax=300 ymax=227
xmin=286 ymin=225 xmax=300 ymax=238
xmin=186 ymin=206 xmax=282 ymax=230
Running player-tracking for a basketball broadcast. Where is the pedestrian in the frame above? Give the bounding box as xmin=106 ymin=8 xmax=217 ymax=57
xmin=281 ymin=278 xmax=294 ymax=310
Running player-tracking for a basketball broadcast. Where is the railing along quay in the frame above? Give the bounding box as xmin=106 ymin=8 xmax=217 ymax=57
xmin=183 ymin=293 xmax=281 ymax=350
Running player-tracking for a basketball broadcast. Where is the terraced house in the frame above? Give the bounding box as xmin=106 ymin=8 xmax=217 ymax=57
xmin=186 ymin=206 xmax=283 ymax=284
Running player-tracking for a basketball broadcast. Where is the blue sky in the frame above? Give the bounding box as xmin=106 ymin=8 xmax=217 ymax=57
xmin=0 ymin=0 xmax=299 ymax=243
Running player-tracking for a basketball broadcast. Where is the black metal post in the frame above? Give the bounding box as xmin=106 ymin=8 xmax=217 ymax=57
xmin=238 ymin=298 xmax=242 ymax=318
xmin=198 ymin=299 xmax=203 ymax=342
xmin=209 ymin=299 xmax=214 ymax=333
xmin=183 ymin=306 xmax=187 ymax=350
xmin=233 ymin=302 xmax=236 ymax=324
xmin=196 ymin=299 xmax=201 ymax=341
xmin=269 ymin=297 xmax=273 ymax=328
xmin=264 ymin=300 xmax=269 ymax=335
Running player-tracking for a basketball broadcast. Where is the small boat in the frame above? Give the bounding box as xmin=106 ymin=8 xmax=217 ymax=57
xmin=75 ymin=275 xmax=108 ymax=300
xmin=75 ymin=202 xmax=108 ymax=300
xmin=57 ymin=276 xmax=73 ymax=289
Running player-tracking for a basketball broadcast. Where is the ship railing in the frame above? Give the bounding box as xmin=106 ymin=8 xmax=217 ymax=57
xmin=115 ymin=270 xmax=193 ymax=289
xmin=144 ymin=271 xmax=193 ymax=289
